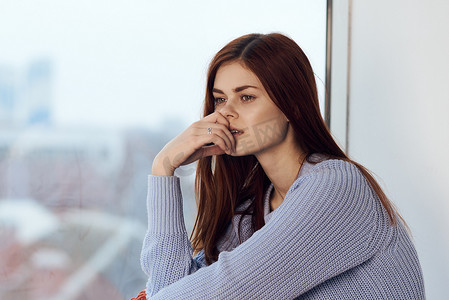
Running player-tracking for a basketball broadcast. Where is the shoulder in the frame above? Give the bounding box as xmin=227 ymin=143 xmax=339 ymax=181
xmin=307 ymin=158 xmax=360 ymax=175
xmin=291 ymin=158 xmax=369 ymax=193
xmin=273 ymin=158 xmax=391 ymax=258
xmin=285 ymin=158 xmax=387 ymax=227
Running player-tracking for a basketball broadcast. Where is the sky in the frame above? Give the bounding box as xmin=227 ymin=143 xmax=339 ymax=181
xmin=0 ymin=0 xmax=326 ymax=131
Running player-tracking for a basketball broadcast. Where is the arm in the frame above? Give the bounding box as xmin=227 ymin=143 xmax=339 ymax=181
xmin=147 ymin=160 xmax=389 ymax=299
xmin=140 ymin=175 xmax=206 ymax=296
xmin=141 ymin=112 xmax=238 ymax=296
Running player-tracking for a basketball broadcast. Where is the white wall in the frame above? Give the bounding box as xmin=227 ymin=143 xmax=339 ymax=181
xmin=347 ymin=1 xmax=449 ymax=298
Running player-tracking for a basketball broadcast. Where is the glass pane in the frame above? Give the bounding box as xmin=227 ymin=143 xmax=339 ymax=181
xmin=0 ymin=1 xmax=326 ymax=299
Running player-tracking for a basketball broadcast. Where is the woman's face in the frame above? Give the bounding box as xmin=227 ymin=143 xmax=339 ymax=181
xmin=212 ymin=61 xmax=291 ymax=157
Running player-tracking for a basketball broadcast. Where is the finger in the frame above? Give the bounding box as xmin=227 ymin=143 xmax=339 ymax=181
xmin=182 ymin=144 xmax=226 ymax=166
xmin=208 ymin=125 xmax=234 ymax=152
xmin=202 ymin=112 xmax=235 ymax=152
xmin=211 ymin=123 xmax=235 ymax=152
xmin=204 ymin=111 xmax=229 ymax=127
xmin=195 ymin=126 xmax=233 ymax=153
xmin=197 ymin=132 xmax=231 ymax=154
xmin=201 ymin=144 xmax=226 ymax=157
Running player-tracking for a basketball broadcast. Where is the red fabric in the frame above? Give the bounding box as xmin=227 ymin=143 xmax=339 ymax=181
xmin=130 ymin=289 xmax=146 ymax=300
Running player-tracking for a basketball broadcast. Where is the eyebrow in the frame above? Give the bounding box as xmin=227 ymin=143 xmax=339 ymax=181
xmin=212 ymin=85 xmax=259 ymax=94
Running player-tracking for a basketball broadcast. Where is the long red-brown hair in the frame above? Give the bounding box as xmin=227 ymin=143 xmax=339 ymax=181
xmin=190 ymin=33 xmax=399 ymax=264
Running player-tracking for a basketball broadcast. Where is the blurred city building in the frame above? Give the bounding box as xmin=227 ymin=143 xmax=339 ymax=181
xmin=0 ymin=59 xmax=52 ymax=128
xmin=0 ymin=61 xmax=196 ymax=299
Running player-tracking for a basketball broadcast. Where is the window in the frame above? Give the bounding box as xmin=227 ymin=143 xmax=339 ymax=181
xmin=0 ymin=1 xmax=326 ymax=298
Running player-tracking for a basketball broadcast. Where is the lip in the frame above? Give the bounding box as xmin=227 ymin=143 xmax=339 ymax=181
xmin=229 ymin=126 xmax=244 ymax=135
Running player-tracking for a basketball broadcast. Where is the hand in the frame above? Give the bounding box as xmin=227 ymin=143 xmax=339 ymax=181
xmin=152 ymin=112 xmax=236 ymax=176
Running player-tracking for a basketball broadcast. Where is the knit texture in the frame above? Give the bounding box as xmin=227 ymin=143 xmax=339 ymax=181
xmin=140 ymin=159 xmax=425 ymax=299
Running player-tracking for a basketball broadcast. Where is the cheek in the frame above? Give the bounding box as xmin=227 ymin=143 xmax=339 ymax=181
xmin=247 ymin=115 xmax=289 ymax=147
xmin=232 ymin=115 xmax=289 ymax=156
xmin=246 ymin=106 xmax=282 ymax=124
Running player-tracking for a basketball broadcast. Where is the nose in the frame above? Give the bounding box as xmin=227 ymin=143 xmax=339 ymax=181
xmin=217 ymin=98 xmax=239 ymax=119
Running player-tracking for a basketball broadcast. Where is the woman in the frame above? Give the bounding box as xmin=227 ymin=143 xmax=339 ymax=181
xmin=134 ymin=33 xmax=425 ymax=299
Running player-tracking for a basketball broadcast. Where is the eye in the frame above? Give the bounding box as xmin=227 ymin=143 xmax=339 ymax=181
xmin=241 ymin=95 xmax=255 ymax=102
xmin=214 ymin=97 xmax=226 ymax=105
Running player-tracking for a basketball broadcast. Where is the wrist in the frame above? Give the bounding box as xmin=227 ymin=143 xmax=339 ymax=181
xmin=152 ymin=155 xmax=175 ymax=176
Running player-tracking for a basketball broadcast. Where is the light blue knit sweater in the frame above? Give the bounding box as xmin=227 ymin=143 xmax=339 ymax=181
xmin=140 ymin=159 xmax=425 ymax=299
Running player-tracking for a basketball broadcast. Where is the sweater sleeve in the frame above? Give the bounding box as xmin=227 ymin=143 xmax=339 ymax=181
xmin=146 ymin=160 xmax=390 ymax=299
xmin=140 ymin=175 xmax=206 ymax=297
